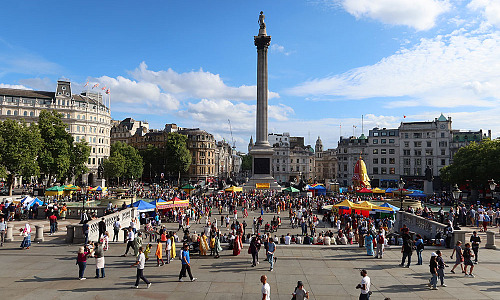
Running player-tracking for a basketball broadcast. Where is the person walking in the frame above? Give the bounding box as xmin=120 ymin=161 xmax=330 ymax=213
xmin=98 ymin=218 xmax=106 ymax=239
xmin=122 ymin=227 xmax=135 ymax=257
xmin=375 ymin=231 xmax=384 ymax=259
xmin=436 ymin=250 xmax=447 ymax=287
xmin=450 ymin=240 xmax=464 ymax=274
xmin=165 ymin=233 xmax=172 ymax=263
xmin=20 ymin=223 xmax=32 ymax=250
xmin=82 ymin=220 xmax=89 ymax=245
xmin=415 ymin=234 xmax=424 ymax=265
xmin=261 ymin=275 xmax=270 ymax=300
xmin=155 ymin=239 xmax=164 ymax=266
xmin=0 ymin=217 xmax=6 ymax=247
xmin=94 ymin=241 xmax=105 ymax=278
xmin=462 ymin=243 xmax=475 ymax=277
xmin=292 ymin=280 xmax=309 ymax=300
xmin=250 ymin=234 xmax=261 ymax=267
xmin=113 ymin=217 xmax=121 ymax=242
xmin=400 ymin=234 xmax=414 ymax=268
xmin=356 ymin=269 xmax=371 ymax=300
xmin=428 ymin=252 xmax=438 ymax=290
xmin=49 ymin=213 xmax=57 ymax=235
xmin=133 ymin=232 xmax=143 ymax=257
xmin=470 ymin=231 xmax=481 ymax=264
xmin=214 ymin=230 xmax=222 ymax=259
xmin=178 ymin=243 xmax=197 ymax=282
xmin=267 ymin=237 xmax=276 ymax=271
xmin=76 ymin=246 xmax=89 ymax=280
xmin=131 ymin=246 xmax=151 ymax=288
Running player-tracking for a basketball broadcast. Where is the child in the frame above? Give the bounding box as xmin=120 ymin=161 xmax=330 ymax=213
xmin=463 ymin=243 xmax=475 ymax=277
xmin=101 ymin=231 xmax=109 ymax=251
xmin=144 ymin=243 xmax=152 ymax=262
xmin=156 ymin=239 xmax=164 ymax=266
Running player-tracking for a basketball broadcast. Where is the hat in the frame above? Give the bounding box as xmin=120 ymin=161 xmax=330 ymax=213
xmin=431 ymin=252 xmax=437 ymax=257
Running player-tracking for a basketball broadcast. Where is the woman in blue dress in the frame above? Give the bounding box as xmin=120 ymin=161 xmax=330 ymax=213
xmin=364 ymin=234 xmax=374 ymax=256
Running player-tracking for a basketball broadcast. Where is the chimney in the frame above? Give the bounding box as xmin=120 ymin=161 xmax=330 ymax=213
xmin=488 ymin=130 xmax=492 ymax=139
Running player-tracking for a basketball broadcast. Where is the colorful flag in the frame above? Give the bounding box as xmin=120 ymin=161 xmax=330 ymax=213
xmin=101 ymin=86 xmax=107 ymax=90
xmin=404 ymin=115 xmax=407 ymax=118
xmin=105 ymin=88 xmax=110 ymax=94
xmin=92 ymin=83 xmax=99 ymax=89
xmin=84 ymin=80 xmax=89 ymax=87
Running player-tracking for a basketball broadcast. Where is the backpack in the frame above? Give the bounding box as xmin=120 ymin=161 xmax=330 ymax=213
xmin=417 ymin=241 xmax=424 ymax=251
xmin=378 ymin=234 xmax=384 ymax=244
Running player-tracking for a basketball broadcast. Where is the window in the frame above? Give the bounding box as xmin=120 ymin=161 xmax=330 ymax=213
xmin=373 ymin=149 xmax=378 ymax=154
xmin=414 ymin=150 xmax=422 ymax=156
xmin=415 ymin=158 xmax=422 ymax=165
xmin=381 ymin=131 xmax=387 ymax=136
xmin=373 ymin=167 xmax=379 ymax=174
xmin=404 ymin=158 xmax=410 ymax=166
xmin=390 ymin=167 xmax=395 ymax=174
xmin=414 ymin=141 xmax=422 ymax=147
xmin=389 ymin=149 xmax=395 ymax=154
xmin=389 ymin=139 xmax=395 ymax=144
xmin=23 ymin=111 xmax=28 ymax=116
xmin=403 ymin=150 xmax=410 ymax=156
xmin=389 ymin=131 xmax=396 ymax=136
xmin=389 ymin=158 xmax=395 ymax=164
xmin=404 ymin=168 xmax=410 ymax=175
xmin=373 ymin=132 xmax=379 ymax=137
xmin=373 ymin=158 xmax=378 ymax=164
xmin=6 ymin=110 xmax=11 ymax=115
xmin=426 ymin=158 xmax=433 ymax=166
xmin=296 ymin=159 xmax=299 ymax=163
xmin=381 ymin=139 xmax=387 ymax=144
xmin=414 ymin=168 xmax=422 ymax=176
xmin=344 ymin=148 xmax=347 ymax=153
xmin=404 ymin=133 xmax=409 ymax=139
xmin=426 ymin=149 xmax=433 ymax=156
xmin=381 ymin=167 xmax=387 ymax=174
xmin=30 ymin=112 xmax=34 ymax=117
xmin=413 ymin=133 xmax=422 ymax=138
xmin=427 ymin=141 xmax=432 ymax=147
xmin=381 ymin=149 xmax=387 ymax=154
xmin=373 ymin=139 xmax=378 ymax=144
xmin=404 ymin=142 xmax=409 ymax=148
xmin=344 ymin=165 xmax=347 ymax=171
xmin=441 ymin=149 xmax=446 ymax=156
xmin=441 ymin=159 xmax=446 ymax=165
xmin=439 ymin=141 xmax=448 ymax=147
xmin=441 ymin=132 xmax=445 ymax=138
xmin=13 ymin=110 xmax=17 ymax=116
xmin=381 ymin=158 xmax=387 ymax=164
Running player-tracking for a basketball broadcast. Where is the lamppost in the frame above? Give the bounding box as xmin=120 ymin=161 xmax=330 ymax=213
xmin=452 ymin=184 xmax=461 ymax=226
xmin=488 ymin=179 xmax=497 ymax=201
xmin=399 ymin=178 xmax=405 ymax=210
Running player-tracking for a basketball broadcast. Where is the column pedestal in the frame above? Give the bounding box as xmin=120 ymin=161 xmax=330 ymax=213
xmin=485 ymin=231 xmax=496 ymax=249
xmin=5 ymin=223 xmax=14 ymax=242
xmin=34 ymin=225 xmax=44 ymax=242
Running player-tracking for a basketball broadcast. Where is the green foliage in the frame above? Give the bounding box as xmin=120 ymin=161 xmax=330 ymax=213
xmin=139 ymin=144 xmax=166 ymax=179
xmin=104 ymin=141 xmax=143 ymax=181
xmin=165 ymin=132 xmax=191 ymax=175
xmin=440 ymin=139 xmax=500 ymax=189
xmin=0 ymin=119 xmax=42 ymax=194
xmin=241 ymin=154 xmax=252 ymax=171
xmin=38 ymin=110 xmax=74 ymax=182
xmin=64 ymin=140 xmax=91 ymax=181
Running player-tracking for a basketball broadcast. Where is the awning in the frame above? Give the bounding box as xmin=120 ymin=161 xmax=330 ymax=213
xmin=130 ymin=200 xmax=156 ymax=212
xmin=283 ymin=186 xmax=300 ymax=193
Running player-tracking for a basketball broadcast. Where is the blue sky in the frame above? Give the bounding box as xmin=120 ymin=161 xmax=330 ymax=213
xmin=2 ymin=0 xmax=500 ymax=151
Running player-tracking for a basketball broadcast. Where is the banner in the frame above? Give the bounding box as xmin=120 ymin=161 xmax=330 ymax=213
xmin=256 ymin=183 xmax=270 ymax=189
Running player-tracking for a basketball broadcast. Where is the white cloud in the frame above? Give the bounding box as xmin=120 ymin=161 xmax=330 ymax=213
xmin=96 ymin=76 xmax=180 ymax=114
xmin=130 ymin=62 xmax=279 ymax=101
xmin=0 ymin=83 xmax=30 ymax=90
xmin=19 ymin=77 xmax=54 ymax=91
xmin=270 ymin=44 xmax=292 ymax=56
xmin=468 ymin=0 xmax=500 ymax=27
xmin=288 ymin=30 xmax=500 ymax=108
xmin=340 ymin=0 xmax=451 ymax=31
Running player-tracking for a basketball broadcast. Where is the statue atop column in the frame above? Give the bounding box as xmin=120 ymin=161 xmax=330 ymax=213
xmin=258 ymin=11 xmax=267 ymax=36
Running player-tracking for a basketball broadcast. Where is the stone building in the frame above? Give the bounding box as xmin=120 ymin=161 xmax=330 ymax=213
xmin=215 ymin=140 xmax=234 ymax=180
xmin=367 ymin=127 xmax=400 ymax=188
xmin=0 ymin=80 xmax=111 ymax=186
xmin=314 ymin=137 xmax=338 ymax=183
xmin=110 ymin=118 xmax=149 ymax=144
xmin=337 ymin=135 xmax=369 ymax=187
xmin=178 ymin=128 xmax=216 ymax=184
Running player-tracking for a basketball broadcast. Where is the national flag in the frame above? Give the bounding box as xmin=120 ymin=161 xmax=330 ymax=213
xmin=84 ymin=80 xmax=89 ymax=87
xmin=92 ymin=83 xmax=99 ymax=89
xmin=101 ymin=86 xmax=107 ymax=90
xmin=105 ymin=88 xmax=110 ymax=94
xmin=404 ymin=115 xmax=407 ymax=118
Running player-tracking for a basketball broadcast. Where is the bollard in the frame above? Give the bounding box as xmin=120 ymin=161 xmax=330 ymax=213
xmin=5 ymin=223 xmax=14 ymax=242
xmin=34 ymin=225 xmax=44 ymax=242
xmin=66 ymin=225 xmax=74 ymax=244
xmin=452 ymin=230 xmax=466 ymax=248
xmin=485 ymin=231 xmax=497 ymax=249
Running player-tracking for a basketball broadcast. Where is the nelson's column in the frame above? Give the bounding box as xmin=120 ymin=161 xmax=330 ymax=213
xmin=244 ymin=11 xmax=281 ymax=192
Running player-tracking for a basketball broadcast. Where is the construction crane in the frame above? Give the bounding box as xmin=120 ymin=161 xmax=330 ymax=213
xmin=228 ymin=119 xmax=236 ymax=149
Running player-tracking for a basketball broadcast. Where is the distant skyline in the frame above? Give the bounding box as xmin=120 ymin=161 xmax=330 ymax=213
xmin=1 ymin=0 xmax=500 ymax=151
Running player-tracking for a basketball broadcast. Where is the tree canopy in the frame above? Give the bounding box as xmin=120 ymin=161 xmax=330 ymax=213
xmin=103 ymin=141 xmax=143 ymax=183
xmin=440 ymin=139 xmax=500 ymax=189
xmin=241 ymin=154 xmax=252 ymax=171
xmin=165 ymin=132 xmax=191 ymax=180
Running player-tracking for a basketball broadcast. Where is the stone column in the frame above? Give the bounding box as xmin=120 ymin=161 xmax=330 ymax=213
xmin=66 ymin=225 xmax=74 ymax=244
xmin=452 ymin=230 xmax=466 ymax=248
xmin=5 ymin=223 xmax=14 ymax=242
xmin=485 ymin=231 xmax=496 ymax=249
xmin=34 ymin=225 xmax=44 ymax=242
xmin=254 ymin=31 xmax=271 ymax=148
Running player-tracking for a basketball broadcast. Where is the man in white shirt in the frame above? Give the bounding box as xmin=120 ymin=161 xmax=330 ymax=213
xmin=284 ymin=233 xmax=291 ymax=245
xmin=261 ymin=275 xmax=270 ymax=300
xmin=122 ymin=227 xmax=135 ymax=256
xmin=356 ymin=269 xmax=371 ymax=299
xmin=165 ymin=234 xmax=172 ymax=264
xmin=0 ymin=217 xmax=6 ymax=247
xmin=131 ymin=247 xmax=151 ymax=288
xmin=113 ymin=218 xmax=121 ymax=242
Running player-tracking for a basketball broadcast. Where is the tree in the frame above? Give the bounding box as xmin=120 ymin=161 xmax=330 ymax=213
xmin=38 ymin=110 xmax=74 ymax=184
xmin=0 ymin=119 xmax=42 ymax=195
xmin=105 ymin=141 xmax=143 ymax=183
xmin=139 ymin=144 xmax=166 ymax=181
xmin=63 ymin=140 xmax=91 ymax=182
xmin=440 ymin=139 xmax=500 ymax=192
xmin=165 ymin=132 xmax=191 ymax=185
xmin=241 ymin=154 xmax=252 ymax=171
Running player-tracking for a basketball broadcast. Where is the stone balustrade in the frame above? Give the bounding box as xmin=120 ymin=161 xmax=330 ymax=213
xmin=67 ymin=207 xmax=139 ymax=244
xmin=38 ymin=206 xmax=108 ymax=220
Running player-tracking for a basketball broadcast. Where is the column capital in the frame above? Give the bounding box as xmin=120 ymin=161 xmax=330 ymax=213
xmin=254 ymin=35 xmax=271 ymax=50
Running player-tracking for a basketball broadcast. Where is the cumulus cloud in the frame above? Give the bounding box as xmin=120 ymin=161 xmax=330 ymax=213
xmin=0 ymin=83 xmax=30 ymax=89
xmin=96 ymin=76 xmax=180 ymax=114
xmin=19 ymin=77 xmax=54 ymax=91
xmin=270 ymin=44 xmax=292 ymax=56
xmin=288 ymin=30 xmax=500 ymax=108
xmin=468 ymin=0 xmax=500 ymax=27
xmin=340 ymin=0 xmax=451 ymax=31
xmin=130 ymin=62 xmax=279 ymax=101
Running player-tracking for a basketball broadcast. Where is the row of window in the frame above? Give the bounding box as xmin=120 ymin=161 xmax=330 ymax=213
xmin=372 ymin=131 xmax=397 ymax=137
xmin=403 ymin=149 xmax=447 ymax=156
xmin=372 ymin=139 xmax=395 ymax=144
xmin=373 ymin=149 xmax=395 ymax=154
xmin=372 ymin=157 xmax=396 ymax=164
xmin=274 ymin=166 xmax=312 ymax=172
xmin=401 ymin=132 xmax=447 ymax=139
xmin=372 ymin=167 xmax=396 ymax=175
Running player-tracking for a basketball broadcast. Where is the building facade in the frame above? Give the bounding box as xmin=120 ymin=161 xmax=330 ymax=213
xmin=110 ymin=118 xmax=149 ymax=144
xmin=337 ymin=135 xmax=369 ymax=187
xmin=0 ymin=80 xmax=111 ymax=186
xmin=367 ymin=127 xmax=400 ymax=188
xmin=314 ymin=137 xmax=338 ymax=183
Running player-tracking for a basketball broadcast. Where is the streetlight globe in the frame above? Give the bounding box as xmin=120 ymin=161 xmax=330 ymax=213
xmin=452 ymin=184 xmax=461 ymax=200
xmin=488 ymin=179 xmax=497 ymax=191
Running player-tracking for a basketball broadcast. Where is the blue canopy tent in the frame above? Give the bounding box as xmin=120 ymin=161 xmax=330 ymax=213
xmin=150 ymin=198 xmax=168 ymax=206
xmin=23 ymin=197 xmax=43 ymax=207
xmin=129 ymin=200 xmax=156 ymax=212
xmin=385 ymin=188 xmax=396 ymax=193
xmin=379 ymin=202 xmax=400 ymax=212
xmin=408 ymin=191 xmax=427 ymax=198
xmin=313 ymin=185 xmax=327 ymax=196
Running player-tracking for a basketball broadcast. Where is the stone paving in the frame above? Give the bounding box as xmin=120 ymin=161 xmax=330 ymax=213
xmin=2 ymin=208 xmax=500 ymax=299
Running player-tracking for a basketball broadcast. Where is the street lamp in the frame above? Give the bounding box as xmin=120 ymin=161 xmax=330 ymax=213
xmin=489 ymin=179 xmax=497 ymax=200
xmin=399 ymin=178 xmax=405 ymax=210
xmin=452 ymin=184 xmax=461 ymax=210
